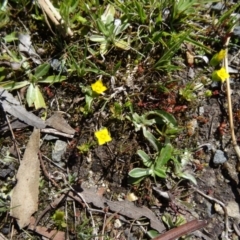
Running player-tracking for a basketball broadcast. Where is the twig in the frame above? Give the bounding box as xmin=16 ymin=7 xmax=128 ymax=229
xmin=65 ymin=200 xmax=69 ymax=240
xmin=38 ymin=151 xmax=61 ymax=189
xmin=42 ymin=154 xmax=67 ymax=173
xmin=101 ymin=210 xmax=107 ymax=240
xmin=72 ymin=199 xmax=77 ymax=235
xmin=37 ymin=0 xmax=73 ymax=37
xmin=41 ymin=128 xmax=74 ymax=138
xmin=223 ymin=28 xmax=240 ymax=163
xmin=5 ymin=114 xmax=21 ymax=163
xmin=152 ymin=219 xmax=208 ymax=240
xmin=191 ymin=185 xmax=230 ymax=239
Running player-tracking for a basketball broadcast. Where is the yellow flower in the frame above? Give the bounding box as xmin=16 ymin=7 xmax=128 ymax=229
xmin=94 ymin=128 xmax=112 ymax=145
xmin=212 ymin=67 xmax=229 ymax=82
xmin=91 ymin=80 xmax=107 ymax=94
xmin=217 ymin=49 xmax=226 ymax=60
xmin=210 ymin=49 xmax=226 ymax=67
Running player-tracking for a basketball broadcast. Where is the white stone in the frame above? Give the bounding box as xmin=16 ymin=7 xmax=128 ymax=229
xmin=114 ymin=219 xmax=122 ymax=229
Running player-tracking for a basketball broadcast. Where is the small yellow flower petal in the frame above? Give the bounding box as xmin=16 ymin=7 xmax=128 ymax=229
xmin=212 ymin=67 xmax=229 ymax=82
xmin=91 ymin=80 xmax=107 ymax=94
xmin=94 ymin=128 xmax=112 ymax=145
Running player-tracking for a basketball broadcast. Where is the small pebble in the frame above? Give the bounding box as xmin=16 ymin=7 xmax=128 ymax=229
xmin=213 ymin=150 xmax=227 ymax=165
xmin=226 ymin=201 xmax=240 ymax=219
xmin=199 ymin=106 xmax=204 ymax=115
xmin=126 ymin=193 xmax=138 ymax=202
xmin=88 ymin=170 xmax=93 ymax=178
xmin=214 ymin=203 xmax=224 ymax=215
xmin=114 ymin=219 xmax=122 ymax=229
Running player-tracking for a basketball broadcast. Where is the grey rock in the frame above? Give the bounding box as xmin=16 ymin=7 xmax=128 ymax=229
xmin=233 ymin=26 xmax=240 ymax=37
xmin=211 ymin=2 xmax=225 ymax=11
xmin=213 ymin=150 xmax=227 ymax=165
xmin=52 ymin=140 xmax=67 ymax=162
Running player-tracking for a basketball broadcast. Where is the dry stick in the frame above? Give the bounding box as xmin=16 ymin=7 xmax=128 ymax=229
xmin=42 ymin=154 xmax=67 ymax=173
xmin=223 ymin=31 xmax=240 ymax=162
xmin=41 ymin=128 xmax=74 ymax=138
xmin=5 ymin=114 xmax=21 ymax=163
xmin=38 ymin=151 xmax=61 ymax=189
xmin=72 ymin=199 xmax=77 ymax=235
xmin=152 ymin=219 xmax=208 ymax=240
xmin=65 ymin=200 xmax=69 ymax=240
xmin=37 ymin=0 xmax=73 ymax=37
xmin=101 ymin=211 xmax=107 ymax=240
xmin=191 ymin=185 xmax=230 ymax=239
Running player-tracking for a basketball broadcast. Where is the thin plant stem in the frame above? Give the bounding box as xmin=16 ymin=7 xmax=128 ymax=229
xmin=223 ymin=30 xmax=240 ymax=162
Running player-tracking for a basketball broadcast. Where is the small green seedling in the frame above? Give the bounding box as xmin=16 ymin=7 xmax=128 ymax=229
xmin=0 ymin=32 xmax=67 ymax=109
xmin=179 ymin=83 xmax=196 ymax=102
xmin=77 ymin=142 xmax=94 ymax=153
xmin=89 ymin=4 xmax=130 ymax=55
xmin=127 ymin=110 xmax=180 ymax=137
xmin=129 ymin=127 xmax=174 ymax=184
xmin=51 ymin=210 xmax=67 ymax=229
xmin=162 ymin=212 xmax=186 ymax=229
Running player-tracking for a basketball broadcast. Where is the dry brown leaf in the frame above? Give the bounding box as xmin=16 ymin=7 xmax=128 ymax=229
xmin=10 ymin=129 xmax=40 ymax=229
xmin=70 ymin=185 xmax=165 ymax=232
xmin=46 ymin=112 xmax=75 ymax=135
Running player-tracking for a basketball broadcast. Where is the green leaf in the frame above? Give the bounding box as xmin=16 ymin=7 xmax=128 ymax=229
xmin=146 ymin=110 xmax=177 ymax=127
xmin=89 ymin=35 xmax=106 ymax=43
xmin=96 ymin=20 xmax=109 ymax=36
xmin=156 ymin=143 xmax=173 ymax=167
xmin=34 ymin=63 xmax=50 ymax=79
xmin=26 ymin=83 xmax=35 ymax=107
xmin=143 ymin=127 xmax=160 ymax=152
xmin=178 ymin=172 xmax=197 ymax=185
xmin=38 ymin=75 xmax=66 ymax=83
xmin=128 ymin=176 xmax=145 ymax=185
xmin=135 ymin=2 xmax=146 ymax=24
xmin=128 ymin=168 xmax=152 ymax=178
xmin=162 ymin=213 xmax=175 ymax=228
xmin=147 ymin=230 xmax=159 ymax=238
xmin=85 ymin=94 xmax=93 ymax=113
xmin=0 ymin=80 xmax=29 ymax=90
xmin=101 ymin=4 xmax=115 ymax=25
xmin=137 ymin=150 xmax=152 ymax=167
xmin=3 ymin=32 xmax=18 ymax=43
xmin=153 ymin=168 xmax=167 ymax=178
xmin=114 ymin=39 xmax=130 ymax=50
xmin=100 ymin=42 xmax=108 ymax=55
xmin=154 ymin=31 xmax=189 ymax=70
xmin=34 ymin=85 xmax=46 ymax=109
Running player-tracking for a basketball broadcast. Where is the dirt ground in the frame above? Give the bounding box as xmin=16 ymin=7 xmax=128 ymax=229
xmin=1 ymin=1 xmax=240 ymax=240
